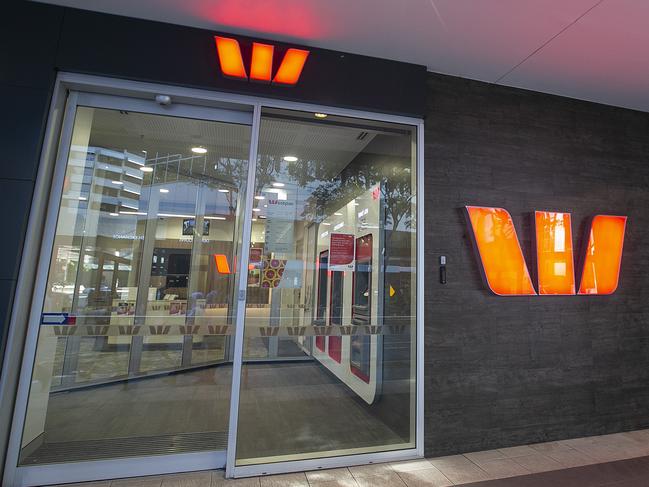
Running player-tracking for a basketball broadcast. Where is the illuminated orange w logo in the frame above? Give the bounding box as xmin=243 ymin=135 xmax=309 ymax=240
xmin=214 ymin=36 xmax=309 ymax=86
xmin=465 ymin=206 xmax=627 ymax=296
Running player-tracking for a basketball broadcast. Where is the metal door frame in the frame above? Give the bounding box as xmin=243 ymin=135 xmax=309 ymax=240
xmin=2 ymin=77 xmax=256 ymax=487
xmin=225 ymin=96 xmax=424 ymax=480
xmin=2 ymin=72 xmax=424 ymax=486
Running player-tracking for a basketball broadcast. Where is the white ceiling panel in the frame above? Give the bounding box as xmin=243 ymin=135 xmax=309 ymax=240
xmin=499 ymin=0 xmax=649 ymax=112
xmin=34 ymin=0 xmax=648 ymax=112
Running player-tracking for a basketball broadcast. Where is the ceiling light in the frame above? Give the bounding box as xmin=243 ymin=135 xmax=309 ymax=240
xmin=191 ymin=147 xmax=207 ymax=154
xmin=252 ymin=208 xmax=261 ymax=212
xmin=334 ymin=212 xmax=342 ymax=216
xmin=314 ymin=113 xmax=327 ymax=119
xmin=252 ymin=218 xmax=257 ymax=222
xmin=283 ymin=156 xmax=298 ymax=162
xmin=78 ymin=196 xmax=87 ymax=201
xmin=140 ymin=166 xmax=153 ymax=173
xmin=259 ymin=215 xmax=267 ymax=219
xmin=159 ymin=188 xmax=169 ymax=193
xmin=322 ymin=222 xmax=331 ymax=226
xmin=263 ymin=204 xmax=268 ymax=208
xmin=218 ymin=189 xmax=229 ymax=193
xmin=254 ymin=195 xmax=265 ymax=200
xmin=109 ymin=212 xmax=119 ymax=216
xmin=111 ymin=180 xmax=123 ymax=185
xmin=272 ymin=182 xmax=285 ymax=188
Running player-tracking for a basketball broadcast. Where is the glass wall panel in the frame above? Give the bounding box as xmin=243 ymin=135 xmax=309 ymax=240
xmin=235 ymin=108 xmax=418 ymax=465
xmin=20 ymin=104 xmax=251 ymax=464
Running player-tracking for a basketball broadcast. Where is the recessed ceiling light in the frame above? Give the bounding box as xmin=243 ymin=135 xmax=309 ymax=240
xmin=191 ymin=147 xmax=207 ymax=154
xmin=111 ymin=180 xmax=123 ymax=185
xmin=254 ymin=195 xmax=265 ymax=200
xmin=140 ymin=166 xmax=153 ymax=173
xmin=159 ymin=188 xmax=169 ymax=193
xmin=263 ymin=204 xmax=268 ymax=208
xmin=283 ymin=156 xmax=298 ymax=162
xmin=272 ymin=182 xmax=285 ymax=187
xmin=314 ymin=113 xmax=327 ymax=119
xmin=322 ymin=222 xmax=331 ymax=226
xmin=78 ymin=196 xmax=87 ymax=201
xmin=259 ymin=215 xmax=267 ymax=219
xmin=109 ymin=212 xmax=119 ymax=216
xmin=334 ymin=212 xmax=342 ymax=216
xmin=252 ymin=208 xmax=261 ymax=212
xmin=218 ymin=189 xmax=229 ymax=193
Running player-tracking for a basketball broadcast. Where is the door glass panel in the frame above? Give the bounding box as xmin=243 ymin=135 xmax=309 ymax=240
xmin=19 ymin=103 xmax=251 ymax=465
xmin=235 ymin=108 xmax=418 ymax=465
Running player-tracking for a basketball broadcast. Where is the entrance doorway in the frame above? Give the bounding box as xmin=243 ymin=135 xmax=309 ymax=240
xmin=18 ymin=92 xmax=253 ymax=469
xmin=6 ymin=78 xmax=422 ymax=486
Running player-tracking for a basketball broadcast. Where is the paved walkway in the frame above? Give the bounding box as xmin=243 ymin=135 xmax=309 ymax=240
xmin=56 ymin=429 xmax=649 ymax=486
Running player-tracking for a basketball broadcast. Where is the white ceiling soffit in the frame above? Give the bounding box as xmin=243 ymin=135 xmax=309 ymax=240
xmin=36 ymin=0 xmax=649 ymax=113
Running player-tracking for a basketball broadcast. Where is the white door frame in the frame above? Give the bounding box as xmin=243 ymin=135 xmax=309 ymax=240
xmin=225 ymin=97 xmax=424 ymax=479
xmin=3 ymin=81 xmax=255 ymax=487
xmin=2 ymin=72 xmax=424 ymax=486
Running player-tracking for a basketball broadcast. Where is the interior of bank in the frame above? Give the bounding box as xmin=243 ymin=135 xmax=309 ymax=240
xmin=19 ymin=102 xmax=418 ymax=467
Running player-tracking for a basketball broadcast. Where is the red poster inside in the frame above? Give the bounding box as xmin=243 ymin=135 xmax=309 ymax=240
xmin=329 ymin=233 xmax=354 ymax=269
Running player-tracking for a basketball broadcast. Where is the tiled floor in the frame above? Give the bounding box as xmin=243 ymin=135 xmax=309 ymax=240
xmin=54 ymin=429 xmax=649 ymax=486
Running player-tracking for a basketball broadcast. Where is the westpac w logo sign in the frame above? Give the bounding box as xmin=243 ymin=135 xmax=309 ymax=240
xmin=465 ymin=206 xmax=627 ymax=296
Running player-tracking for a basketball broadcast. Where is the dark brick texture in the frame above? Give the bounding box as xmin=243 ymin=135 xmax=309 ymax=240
xmin=424 ymin=72 xmax=649 ymax=457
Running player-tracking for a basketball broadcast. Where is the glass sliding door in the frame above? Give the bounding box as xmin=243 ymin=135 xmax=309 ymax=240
xmin=233 ymin=107 xmax=418 ymax=466
xmin=19 ymin=95 xmax=252 ymax=466
xmin=12 ymin=87 xmax=420 ymax=485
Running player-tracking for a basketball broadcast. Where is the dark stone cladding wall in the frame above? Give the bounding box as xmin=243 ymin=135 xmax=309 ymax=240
xmin=423 ymin=72 xmax=649 ymax=457
xmin=0 ymin=1 xmax=62 ymax=362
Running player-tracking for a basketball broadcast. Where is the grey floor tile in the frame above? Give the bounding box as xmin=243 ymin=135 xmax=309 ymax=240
xmin=160 ymin=471 xmax=212 ymax=487
xmin=464 ymin=450 xmax=506 ymax=466
xmin=305 ymin=468 xmax=354 ymax=483
xmin=259 ymin=472 xmax=309 ymax=487
xmin=307 ymin=479 xmax=359 ymax=487
xmin=354 ymin=472 xmax=406 ymax=487
xmin=349 ymin=462 xmax=394 ymax=478
xmin=546 ymin=448 xmax=599 ymax=468
xmin=428 ymin=455 xmax=490 ymax=484
xmin=390 ymin=459 xmax=435 ymax=473
xmin=112 ymin=476 xmax=165 ymax=487
xmin=474 ymin=458 xmax=529 ymax=479
xmin=51 ymin=482 xmax=111 ymax=487
xmin=396 ymin=467 xmax=452 ymax=487
xmin=512 ymin=454 xmax=563 ymax=473
xmin=211 ymin=469 xmax=260 ymax=486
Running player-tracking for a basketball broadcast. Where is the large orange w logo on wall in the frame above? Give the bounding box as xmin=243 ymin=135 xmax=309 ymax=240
xmin=465 ymin=207 xmax=627 ymax=296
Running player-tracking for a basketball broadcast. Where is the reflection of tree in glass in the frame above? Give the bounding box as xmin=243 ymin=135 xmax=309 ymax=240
xmin=301 ymin=157 xmax=414 ymax=233
xmin=253 ymin=155 xmax=283 ymax=195
xmin=211 ymin=157 xmax=249 ymax=215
